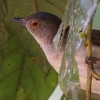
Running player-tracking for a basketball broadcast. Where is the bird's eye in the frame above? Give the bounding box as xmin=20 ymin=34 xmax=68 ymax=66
xmin=31 ymin=20 xmax=39 ymax=29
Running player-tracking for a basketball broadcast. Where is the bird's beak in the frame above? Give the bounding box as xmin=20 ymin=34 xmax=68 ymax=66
xmin=10 ymin=18 xmax=26 ymax=25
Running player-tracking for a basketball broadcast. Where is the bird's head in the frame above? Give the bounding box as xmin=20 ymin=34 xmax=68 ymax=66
xmin=11 ymin=12 xmax=61 ymax=47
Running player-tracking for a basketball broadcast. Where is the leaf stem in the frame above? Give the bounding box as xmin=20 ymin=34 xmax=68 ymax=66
xmin=85 ymin=21 xmax=93 ymax=100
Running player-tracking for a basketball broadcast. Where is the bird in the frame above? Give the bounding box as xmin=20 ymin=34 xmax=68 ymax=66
xmin=11 ymin=12 xmax=100 ymax=94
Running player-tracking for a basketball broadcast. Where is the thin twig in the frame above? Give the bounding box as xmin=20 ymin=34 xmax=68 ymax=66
xmin=90 ymin=69 xmax=100 ymax=80
xmin=85 ymin=21 xmax=93 ymax=100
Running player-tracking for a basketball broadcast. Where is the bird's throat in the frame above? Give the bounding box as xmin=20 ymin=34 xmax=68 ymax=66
xmin=42 ymin=43 xmax=64 ymax=73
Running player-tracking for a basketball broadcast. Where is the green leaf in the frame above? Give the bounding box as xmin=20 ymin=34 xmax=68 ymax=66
xmin=1 ymin=40 xmax=57 ymax=100
xmin=0 ymin=0 xmax=8 ymax=78
xmin=0 ymin=0 xmax=67 ymax=100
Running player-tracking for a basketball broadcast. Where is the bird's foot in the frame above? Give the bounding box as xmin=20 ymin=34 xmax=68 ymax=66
xmin=85 ymin=57 xmax=95 ymax=65
xmin=85 ymin=57 xmax=100 ymax=65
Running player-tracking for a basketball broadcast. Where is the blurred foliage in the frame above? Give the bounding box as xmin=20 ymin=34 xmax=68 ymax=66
xmin=0 ymin=0 xmax=67 ymax=100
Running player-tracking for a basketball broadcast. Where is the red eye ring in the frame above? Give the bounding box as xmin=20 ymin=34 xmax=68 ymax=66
xmin=31 ymin=20 xmax=39 ymax=29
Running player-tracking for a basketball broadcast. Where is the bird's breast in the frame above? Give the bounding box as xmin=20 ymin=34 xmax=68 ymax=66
xmin=42 ymin=43 xmax=100 ymax=94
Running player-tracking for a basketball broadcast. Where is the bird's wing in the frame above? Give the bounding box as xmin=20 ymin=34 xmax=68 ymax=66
xmin=91 ymin=29 xmax=100 ymax=45
xmin=63 ymin=27 xmax=100 ymax=45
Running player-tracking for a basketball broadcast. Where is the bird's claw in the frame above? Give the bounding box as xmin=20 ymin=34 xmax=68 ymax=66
xmin=85 ymin=57 xmax=93 ymax=65
xmin=85 ymin=57 xmax=100 ymax=65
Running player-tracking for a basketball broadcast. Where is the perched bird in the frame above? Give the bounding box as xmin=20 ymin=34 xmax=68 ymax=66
xmin=11 ymin=12 xmax=100 ymax=94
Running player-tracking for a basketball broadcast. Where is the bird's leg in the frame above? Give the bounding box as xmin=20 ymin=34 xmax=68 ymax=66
xmin=85 ymin=57 xmax=100 ymax=66
xmin=85 ymin=57 xmax=94 ymax=65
